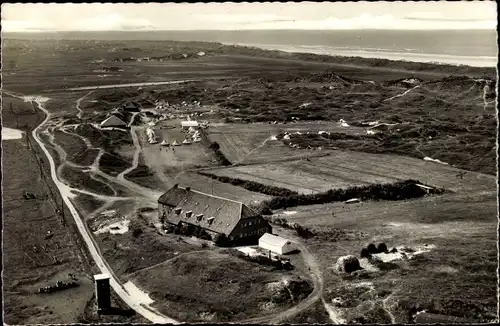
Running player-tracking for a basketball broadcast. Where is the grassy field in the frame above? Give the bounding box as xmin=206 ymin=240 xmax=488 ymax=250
xmin=205 ymin=149 xmax=495 ymax=195
xmin=128 ymin=249 xmax=312 ymax=322
xmin=2 ymin=135 xmax=95 ymax=324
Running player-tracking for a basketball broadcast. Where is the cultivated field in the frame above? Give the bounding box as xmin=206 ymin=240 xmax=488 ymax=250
xmin=205 ymin=149 xmax=496 ymax=195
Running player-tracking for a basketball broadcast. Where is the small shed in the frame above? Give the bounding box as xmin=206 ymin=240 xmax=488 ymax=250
xmin=259 ymin=233 xmax=296 ymax=255
xmin=181 ymin=121 xmax=199 ymax=129
xmin=100 ymin=115 xmax=127 ymax=128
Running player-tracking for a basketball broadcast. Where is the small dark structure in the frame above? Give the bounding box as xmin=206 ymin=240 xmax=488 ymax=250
xmin=123 ymin=102 xmax=139 ymax=112
xmin=414 ymin=312 xmax=477 ymax=324
xmin=94 ymin=274 xmax=111 ymax=311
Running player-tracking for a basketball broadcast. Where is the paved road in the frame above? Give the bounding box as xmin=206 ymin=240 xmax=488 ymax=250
xmin=29 ymin=96 xmax=180 ymax=324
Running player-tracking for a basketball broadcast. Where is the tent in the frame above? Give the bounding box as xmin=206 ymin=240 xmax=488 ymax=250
xmin=187 ymin=126 xmax=197 ymax=133
xmin=100 ymin=115 xmax=127 ymax=128
xmin=182 ymin=139 xmax=192 ymax=144
xmin=160 ymin=140 xmax=169 ymax=146
xmin=259 ymin=233 xmax=296 ymax=255
xmin=171 ymin=140 xmax=180 ymax=146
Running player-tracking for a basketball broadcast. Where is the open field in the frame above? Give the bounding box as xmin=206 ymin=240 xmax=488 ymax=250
xmin=205 ymin=149 xmax=496 ymax=195
xmin=128 ymin=249 xmax=312 ymax=322
xmin=2 ymin=135 xmax=95 ymax=324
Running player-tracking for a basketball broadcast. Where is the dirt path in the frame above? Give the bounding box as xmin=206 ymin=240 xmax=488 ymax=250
xmin=238 ymin=135 xmax=272 ymax=164
xmin=384 ymin=85 xmax=420 ymax=101
xmin=25 ymin=95 xmax=180 ymax=324
xmin=75 ymin=91 xmax=93 ymax=119
xmin=241 ymin=237 xmax=324 ymax=324
xmin=382 ymin=294 xmax=396 ymax=324
xmin=67 ymin=80 xmax=195 ymax=91
xmin=118 ymin=126 xmax=141 ymax=181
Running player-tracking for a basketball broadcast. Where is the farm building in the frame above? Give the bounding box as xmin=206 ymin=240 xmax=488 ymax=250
xmin=181 ymin=121 xmax=199 ymax=130
xmin=158 ymin=185 xmax=271 ymax=243
xmin=414 ymin=313 xmax=476 ymax=324
xmin=100 ymin=115 xmax=127 ymax=128
xmin=258 ymin=233 xmax=297 ymax=255
xmin=123 ymin=102 xmax=140 ymax=112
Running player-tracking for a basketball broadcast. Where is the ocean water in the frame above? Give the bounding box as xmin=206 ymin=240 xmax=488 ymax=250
xmin=5 ymin=29 xmax=498 ymax=67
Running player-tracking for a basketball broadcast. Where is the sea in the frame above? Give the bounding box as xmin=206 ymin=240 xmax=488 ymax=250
xmin=5 ymin=29 xmax=498 ymax=67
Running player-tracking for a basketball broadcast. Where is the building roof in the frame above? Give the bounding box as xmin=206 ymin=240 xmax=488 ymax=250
xmin=415 ymin=313 xmax=475 ymax=324
xmin=259 ymin=233 xmax=291 ymax=248
xmin=101 ymin=115 xmax=127 ymax=127
xmin=181 ymin=121 xmax=199 ymax=127
xmin=158 ymin=186 xmax=257 ymax=235
xmin=123 ymin=102 xmax=138 ymax=109
xmin=94 ymin=273 xmax=110 ymax=281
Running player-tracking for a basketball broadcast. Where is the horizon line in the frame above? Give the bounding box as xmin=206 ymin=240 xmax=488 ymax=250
xmin=2 ymin=28 xmax=497 ymax=33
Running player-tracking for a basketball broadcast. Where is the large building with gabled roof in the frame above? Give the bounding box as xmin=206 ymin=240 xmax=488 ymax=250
xmin=158 ymin=185 xmax=271 ymax=242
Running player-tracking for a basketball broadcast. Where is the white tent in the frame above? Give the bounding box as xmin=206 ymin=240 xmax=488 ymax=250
xmin=100 ymin=115 xmax=127 ymax=128
xmin=182 ymin=139 xmax=192 ymax=144
xmin=187 ymin=126 xmax=197 ymax=133
xmin=259 ymin=233 xmax=296 ymax=255
xmin=160 ymin=140 xmax=169 ymax=146
xmin=171 ymin=140 xmax=180 ymax=146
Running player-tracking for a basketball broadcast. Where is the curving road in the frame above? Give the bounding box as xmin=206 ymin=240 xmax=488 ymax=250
xmin=241 ymin=239 xmax=325 ymax=324
xmin=28 ymin=96 xmax=180 ymax=324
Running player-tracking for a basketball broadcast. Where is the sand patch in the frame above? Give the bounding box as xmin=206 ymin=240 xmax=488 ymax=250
xmin=372 ymin=244 xmax=436 ymax=262
xmin=123 ymin=281 xmax=154 ymax=305
xmin=94 ymin=219 xmax=130 ymax=235
xmin=423 ymin=157 xmax=449 ymax=165
xmin=2 ymin=127 xmax=24 ymax=140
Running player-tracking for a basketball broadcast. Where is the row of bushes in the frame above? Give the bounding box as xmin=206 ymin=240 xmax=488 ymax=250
xmin=198 ymin=172 xmax=299 ymax=197
xmin=261 ymin=179 xmax=443 ymax=211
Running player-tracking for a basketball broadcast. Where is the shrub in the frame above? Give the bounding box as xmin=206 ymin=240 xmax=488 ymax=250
xmin=378 ymin=243 xmax=388 ymax=253
xmin=360 ymin=248 xmax=371 ymax=258
xmin=214 ymin=234 xmax=229 ymax=247
xmin=209 ymin=142 xmax=220 ymax=150
xmin=335 ymin=255 xmax=361 ymax=274
xmin=367 ymin=243 xmax=378 ymax=254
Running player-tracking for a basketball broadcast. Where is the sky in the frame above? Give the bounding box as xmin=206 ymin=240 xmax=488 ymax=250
xmin=1 ymin=2 xmax=497 ymax=32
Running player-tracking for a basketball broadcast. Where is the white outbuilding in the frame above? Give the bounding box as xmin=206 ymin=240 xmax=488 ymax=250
xmin=259 ymin=233 xmax=297 ymax=255
xmin=181 ymin=121 xmax=199 ymax=130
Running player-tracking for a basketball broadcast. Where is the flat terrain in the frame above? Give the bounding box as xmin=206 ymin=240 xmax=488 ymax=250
xmin=205 ymin=149 xmax=496 ymax=195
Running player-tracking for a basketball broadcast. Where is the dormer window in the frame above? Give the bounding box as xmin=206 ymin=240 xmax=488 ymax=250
xmin=174 ymin=208 xmax=182 ymax=214
xmin=185 ymin=211 xmax=193 ymax=218
xmin=196 ymin=214 xmax=203 ymax=222
xmin=207 ymin=217 xmax=215 ymax=225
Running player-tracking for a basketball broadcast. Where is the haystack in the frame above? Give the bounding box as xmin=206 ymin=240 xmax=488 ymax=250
xmin=335 ymin=255 xmax=361 ymax=274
